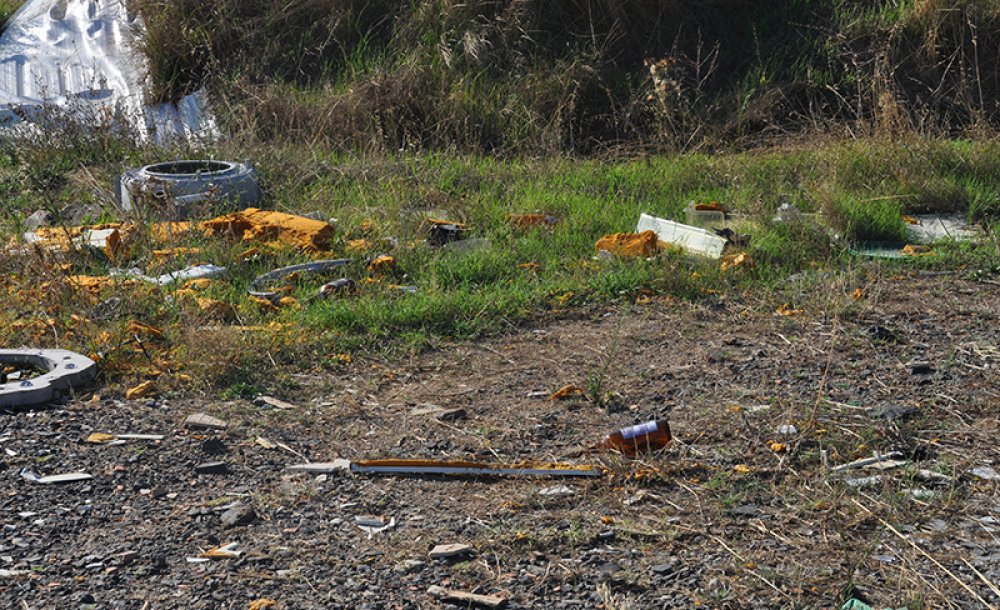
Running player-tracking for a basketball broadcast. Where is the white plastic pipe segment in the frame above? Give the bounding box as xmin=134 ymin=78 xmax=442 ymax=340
xmin=0 ymin=0 xmax=218 ymax=142
xmin=0 ymin=349 xmax=97 ymax=407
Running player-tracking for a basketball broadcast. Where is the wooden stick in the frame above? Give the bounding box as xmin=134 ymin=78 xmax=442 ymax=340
xmin=427 ymin=585 xmax=507 ymax=608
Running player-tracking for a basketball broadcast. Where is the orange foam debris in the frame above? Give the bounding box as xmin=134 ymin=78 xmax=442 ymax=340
xmin=595 ymin=231 xmax=659 ymax=258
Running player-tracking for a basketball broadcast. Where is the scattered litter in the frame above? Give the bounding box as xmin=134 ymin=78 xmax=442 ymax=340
xmin=720 ymin=252 xmax=754 ymax=272
xmin=429 ymin=543 xmax=472 ymax=559
xmin=248 ymin=259 xmax=350 ymax=302
xmin=595 ymin=230 xmax=658 ymax=258
xmin=198 ymin=542 xmax=242 ymax=559
xmin=248 ymin=599 xmax=277 ymax=610
xmin=356 ymin=515 xmax=396 ymax=538
xmin=971 ymin=466 xmax=1000 ymax=481
xmin=194 ymin=461 xmax=230 ymax=475
xmin=203 ymin=208 xmax=334 ymax=252
xmin=832 ymin=451 xmax=905 ymax=472
xmin=906 ymin=214 xmax=982 ymax=244
xmin=915 ymin=469 xmax=954 ymax=483
xmin=119 ymin=160 xmax=262 ymax=219
xmin=427 ymin=585 xmax=506 ymax=609
xmin=125 ymin=380 xmax=157 ymax=400
xmin=425 ymin=219 xmax=467 ymax=246
xmin=254 ymin=395 xmax=298 ymax=410
xmin=623 ymin=490 xmax=656 ymax=506
xmin=20 ymin=468 xmax=92 ymax=484
xmin=86 ymin=433 xmax=163 ymax=444
xmin=367 ymin=254 xmax=396 ymax=275
xmin=509 ymin=214 xmax=558 ymax=230
xmin=318 ymin=278 xmax=356 ymax=298
xmin=0 ymin=0 xmax=216 ymax=142
xmin=768 ymin=440 xmax=788 ymax=453
xmin=112 ymin=264 xmax=227 ymax=286
xmin=636 ymin=213 xmax=727 ymax=258
xmin=286 ymin=460 xmax=352 ymax=474
xmin=550 ymin=384 xmax=585 ymax=401
xmin=776 ymin=424 xmax=798 ymax=436
xmin=597 ymin=420 xmax=671 ymax=455
xmin=24 ymin=225 xmax=126 ymax=261
xmin=86 ymin=433 xmax=117 ymax=444
xmin=539 ymin=485 xmax=575 ymax=497
xmin=184 ymin=413 xmax=228 ymax=430
xmin=844 ymin=475 xmax=883 ymax=488
xmin=254 ymin=436 xmax=277 ymax=450
xmin=0 ymin=349 xmax=97 ymax=407
xmin=904 ymin=488 xmax=935 ymax=501
xmin=684 ymin=201 xmax=725 ymax=228
xmin=350 ymin=459 xmax=602 ymax=478
xmin=774 ymin=303 xmax=803 ymax=316
xmin=901 ymin=244 xmax=934 ymax=257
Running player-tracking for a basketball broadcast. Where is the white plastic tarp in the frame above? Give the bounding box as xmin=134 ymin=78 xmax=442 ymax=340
xmin=0 ymin=0 xmax=217 ymax=142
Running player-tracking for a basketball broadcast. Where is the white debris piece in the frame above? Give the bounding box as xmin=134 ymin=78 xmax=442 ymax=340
xmin=355 ymin=515 xmax=395 ymax=538
xmin=20 ymin=468 xmax=92 ymax=484
xmin=971 ymin=466 xmax=1000 ymax=481
xmin=636 ymin=213 xmax=726 ymax=258
xmin=0 ymin=0 xmax=218 ymax=142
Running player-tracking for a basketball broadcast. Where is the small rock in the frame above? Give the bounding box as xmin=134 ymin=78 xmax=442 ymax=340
xmin=429 ymin=543 xmax=472 ymax=559
xmin=201 ymin=438 xmax=227 ymax=455
xmin=435 ymin=408 xmax=467 ymax=422
xmin=220 ymin=504 xmax=256 ymax=528
xmin=651 ymin=563 xmax=675 ymax=575
xmin=730 ymin=504 xmax=760 ymax=517
xmin=23 ymin=210 xmax=53 ymax=230
xmin=184 ymin=413 xmax=227 ymax=430
xmin=867 ymin=325 xmax=899 ymax=343
xmin=971 ymin=466 xmax=1000 ymax=481
xmin=194 ymin=462 xmax=229 ymax=475
xmin=539 ymin=485 xmax=575 ymax=497
xmin=776 ymin=424 xmax=798 ymax=436
xmin=870 ymin=404 xmax=918 ymax=422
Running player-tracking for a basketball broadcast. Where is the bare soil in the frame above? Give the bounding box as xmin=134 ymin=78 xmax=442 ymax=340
xmin=2 ymin=273 xmax=1000 ymax=609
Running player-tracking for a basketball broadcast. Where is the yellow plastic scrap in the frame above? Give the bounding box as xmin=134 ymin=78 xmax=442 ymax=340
xmin=901 ymin=215 xmax=919 ymax=225
xmin=148 ymin=221 xmax=195 ymax=244
xmin=595 ymin=230 xmax=659 ymax=258
xmin=733 ymin=464 xmax=752 ymax=474
xmin=774 ymin=303 xmax=803 ymax=316
xmin=125 ymin=321 xmax=164 ymax=339
xmin=851 ymin=287 xmax=864 ymax=300
xmin=202 ymin=208 xmax=333 ymax=252
xmin=184 ymin=278 xmax=214 ymax=290
xmin=720 ymin=252 xmax=754 ymax=272
xmin=67 ymin=275 xmax=117 ymax=292
xmin=901 ymin=244 xmax=934 ymax=257
xmin=509 ymin=213 xmax=558 ymax=230
xmin=86 ymin=433 xmax=117 ymax=444
xmin=277 ymin=296 xmax=301 ymax=309
xmin=196 ymin=298 xmax=235 ymax=320
xmin=125 ymin=380 xmax=157 ymax=400
xmin=249 ymin=599 xmax=277 ymax=610
xmin=346 ymin=239 xmax=372 ymax=252
xmin=251 ymin=296 xmax=280 ymax=312
xmin=368 ymin=255 xmax=396 ymax=275
xmin=152 ymin=247 xmax=204 ymax=262
xmin=768 ymin=440 xmax=788 ymax=453
xmin=550 ymin=384 xmax=585 ymax=401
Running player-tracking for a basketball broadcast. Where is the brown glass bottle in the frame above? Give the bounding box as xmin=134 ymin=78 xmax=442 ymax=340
xmin=599 ymin=420 xmax=672 ymax=455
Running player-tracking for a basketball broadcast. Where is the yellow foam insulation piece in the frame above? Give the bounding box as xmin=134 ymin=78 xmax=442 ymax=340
xmin=595 ymin=230 xmax=659 ymax=258
xmin=202 ymin=208 xmax=333 ymax=252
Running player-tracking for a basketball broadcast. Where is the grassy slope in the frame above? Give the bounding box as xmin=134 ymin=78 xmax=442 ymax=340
xmin=2 ymin=137 xmax=1000 ymax=396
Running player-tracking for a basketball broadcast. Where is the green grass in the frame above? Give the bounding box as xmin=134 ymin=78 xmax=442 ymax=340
xmin=3 ymin=135 xmax=1000 ymax=392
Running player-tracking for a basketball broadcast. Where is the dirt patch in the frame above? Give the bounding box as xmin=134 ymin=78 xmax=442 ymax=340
xmin=2 ymin=274 xmax=999 ymax=609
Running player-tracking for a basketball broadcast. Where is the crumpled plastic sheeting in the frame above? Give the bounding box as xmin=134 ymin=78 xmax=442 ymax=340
xmin=0 ymin=0 xmax=218 ymax=143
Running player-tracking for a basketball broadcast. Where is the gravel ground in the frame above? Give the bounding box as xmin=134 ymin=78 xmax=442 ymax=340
xmin=2 ymin=273 xmax=1000 ymax=609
